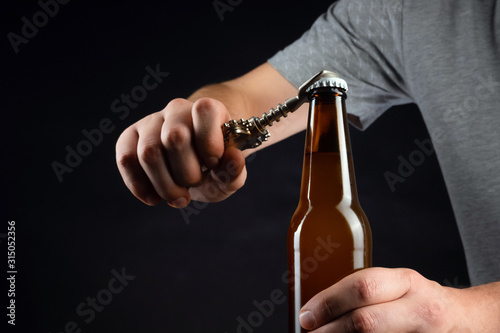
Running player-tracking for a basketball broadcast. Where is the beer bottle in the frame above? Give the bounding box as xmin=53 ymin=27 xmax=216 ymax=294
xmin=287 ymin=75 xmax=372 ymax=332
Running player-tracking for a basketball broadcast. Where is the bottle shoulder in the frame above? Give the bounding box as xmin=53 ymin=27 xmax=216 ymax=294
xmin=290 ymin=203 xmax=370 ymax=235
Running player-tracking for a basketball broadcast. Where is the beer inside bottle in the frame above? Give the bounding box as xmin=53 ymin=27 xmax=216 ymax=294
xmin=287 ymin=81 xmax=372 ymax=333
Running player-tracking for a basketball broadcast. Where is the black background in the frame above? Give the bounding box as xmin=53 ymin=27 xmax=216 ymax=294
xmin=3 ymin=1 xmax=468 ymax=332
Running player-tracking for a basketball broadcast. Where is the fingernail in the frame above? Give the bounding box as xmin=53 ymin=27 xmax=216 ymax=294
xmin=167 ymin=197 xmax=188 ymax=208
xmin=206 ymin=156 xmax=219 ymax=169
xmin=299 ymin=311 xmax=316 ymax=330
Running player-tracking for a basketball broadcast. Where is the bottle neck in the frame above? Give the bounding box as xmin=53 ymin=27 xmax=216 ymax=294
xmin=300 ymin=87 xmax=359 ymax=206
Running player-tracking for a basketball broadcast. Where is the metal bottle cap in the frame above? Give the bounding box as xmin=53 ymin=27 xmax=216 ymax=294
xmin=305 ymin=71 xmax=348 ymax=93
xmin=220 ymin=70 xmax=348 ymax=152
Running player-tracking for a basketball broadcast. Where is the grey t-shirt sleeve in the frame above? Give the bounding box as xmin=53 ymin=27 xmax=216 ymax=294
xmin=268 ymin=0 xmax=413 ymax=130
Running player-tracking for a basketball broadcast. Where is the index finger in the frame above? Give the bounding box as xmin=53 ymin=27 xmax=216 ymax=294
xmin=299 ymin=267 xmax=416 ymax=330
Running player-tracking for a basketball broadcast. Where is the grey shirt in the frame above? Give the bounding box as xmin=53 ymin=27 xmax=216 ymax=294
xmin=268 ymin=0 xmax=500 ymax=285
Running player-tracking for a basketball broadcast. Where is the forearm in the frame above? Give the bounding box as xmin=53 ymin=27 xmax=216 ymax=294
xmin=457 ymin=281 xmax=500 ymax=331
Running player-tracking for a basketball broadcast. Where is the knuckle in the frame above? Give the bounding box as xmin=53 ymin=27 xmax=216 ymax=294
xmin=165 ymin=97 xmax=190 ymax=111
xmin=193 ymin=97 xmax=223 ymax=116
xmin=138 ymin=110 xmax=163 ymax=127
xmin=353 ymin=276 xmax=379 ymax=302
xmin=348 ymin=309 xmax=378 ymax=333
xmin=165 ymin=126 xmax=191 ymax=149
xmin=316 ymin=296 xmax=335 ymax=320
xmin=417 ymin=298 xmax=446 ymax=328
xmin=116 ymin=151 xmax=137 ymax=171
xmin=138 ymin=141 xmax=163 ymax=165
xmin=403 ymin=268 xmax=424 ymax=289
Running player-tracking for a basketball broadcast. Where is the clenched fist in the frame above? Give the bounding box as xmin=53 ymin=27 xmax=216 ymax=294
xmin=115 ymin=97 xmax=247 ymax=208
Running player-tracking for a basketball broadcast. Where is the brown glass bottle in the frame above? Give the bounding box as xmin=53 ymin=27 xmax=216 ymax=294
xmin=287 ymin=80 xmax=372 ymax=333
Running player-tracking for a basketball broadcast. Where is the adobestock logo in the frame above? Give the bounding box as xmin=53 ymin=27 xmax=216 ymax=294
xmin=225 ymin=289 xmax=286 ymax=333
xmin=7 ymin=0 xmax=71 ymax=54
xmin=48 ymin=267 xmax=135 ymax=333
xmin=224 ymin=235 xmax=340 ymax=333
xmin=51 ymin=64 xmax=169 ymax=183
xmin=383 ymin=138 xmax=435 ymax=193
xmin=281 ymin=235 xmax=341 ymax=285
xmin=213 ymin=0 xmax=243 ymax=22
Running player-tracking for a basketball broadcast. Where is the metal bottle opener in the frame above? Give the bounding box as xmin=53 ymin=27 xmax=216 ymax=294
xmin=222 ymin=70 xmax=343 ymax=151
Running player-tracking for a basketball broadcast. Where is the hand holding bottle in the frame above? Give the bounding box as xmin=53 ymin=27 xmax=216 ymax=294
xmin=298 ymin=267 xmax=500 ymax=332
